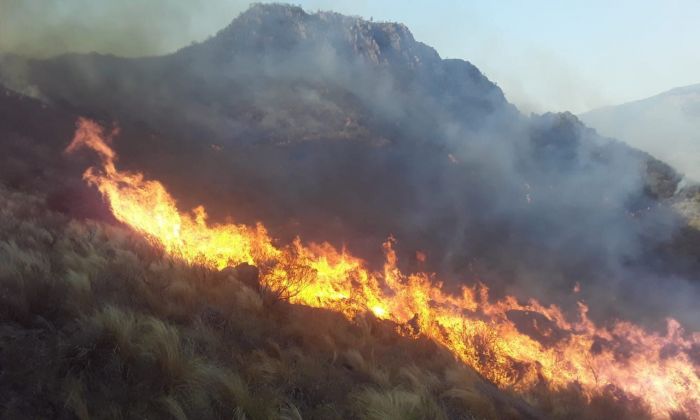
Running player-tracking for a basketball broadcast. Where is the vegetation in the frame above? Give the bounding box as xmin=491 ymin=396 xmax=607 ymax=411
xmin=0 ymin=184 xmax=660 ymax=419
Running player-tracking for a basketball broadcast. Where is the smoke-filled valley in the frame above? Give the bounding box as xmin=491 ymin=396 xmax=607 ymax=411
xmin=1 ymin=4 xmax=699 ymax=419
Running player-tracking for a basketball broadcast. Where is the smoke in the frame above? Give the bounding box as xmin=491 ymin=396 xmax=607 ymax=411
xmin=0 ymin=0 xmax=250 ymax=57
xmin=2 ymin=3 xmax=699 ymax=329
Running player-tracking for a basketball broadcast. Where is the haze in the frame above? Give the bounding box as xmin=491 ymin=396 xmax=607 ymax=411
xmin=2 ymin=0 xmax=699 ymax=113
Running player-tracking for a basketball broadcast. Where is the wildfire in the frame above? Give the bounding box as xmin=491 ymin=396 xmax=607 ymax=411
xmin=67 ymin=118 xmax=700 ymax=417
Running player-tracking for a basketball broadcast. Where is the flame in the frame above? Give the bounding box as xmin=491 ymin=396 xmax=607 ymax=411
xmin=67 ymin=118 xmax=700 ymax=417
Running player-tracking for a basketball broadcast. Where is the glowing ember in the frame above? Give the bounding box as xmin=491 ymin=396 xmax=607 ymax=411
xmin=67 ymin=118 xmax=700 ymax=417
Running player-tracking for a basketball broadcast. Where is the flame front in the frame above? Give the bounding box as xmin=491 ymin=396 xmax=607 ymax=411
xmin=67 ymin=118 xmax=700 ymax=417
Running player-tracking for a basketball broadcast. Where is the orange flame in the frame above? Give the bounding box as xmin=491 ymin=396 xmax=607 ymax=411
xmin=67 ymin=118 xmax=700 ymax=417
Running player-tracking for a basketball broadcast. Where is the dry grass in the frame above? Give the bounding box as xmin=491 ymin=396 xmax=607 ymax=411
xmin=353 ymin=388 xmax=447 ymax=420
xmin=0 ymin=184 xmax=666 ymax=419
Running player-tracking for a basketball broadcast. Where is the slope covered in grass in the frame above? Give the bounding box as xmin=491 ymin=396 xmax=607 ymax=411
xmin=0 ymin=184 xmax=667 ymax=419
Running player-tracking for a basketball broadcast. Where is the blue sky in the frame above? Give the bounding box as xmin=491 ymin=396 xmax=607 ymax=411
xmin=2 ymin=0 xmax=699 ymax=113
xmin=299 ymin=0 xmax=700 ymax=113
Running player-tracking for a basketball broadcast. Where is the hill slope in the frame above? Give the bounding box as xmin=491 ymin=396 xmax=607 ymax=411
xmin=1 ymin=4 xmax=697 ymax=326
xmin=0 ymin=185 xmax=657 ymax=419
xmin=0 ymin=4 xmax=699 ymax=418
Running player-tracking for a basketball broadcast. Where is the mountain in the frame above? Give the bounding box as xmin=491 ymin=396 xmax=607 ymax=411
xmin=1 ymin=3 xmax=697 ymax=326
xmin=1 ymin=4 xmax=699 ymax=418
xmin=580 ymin=84 xmax=700 ymax=181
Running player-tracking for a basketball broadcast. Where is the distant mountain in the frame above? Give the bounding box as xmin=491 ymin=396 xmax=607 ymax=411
xmin=0 ymin=3 xmax=698 ymax=327
xmin=580 ymin=84 xmax=700 ymax=181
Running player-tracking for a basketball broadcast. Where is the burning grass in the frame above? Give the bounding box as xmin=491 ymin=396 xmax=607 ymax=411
xmin=0 ymin=184 xmax=675 ymax=418
xmin=52 ymin=117 xmax=700 ymax=417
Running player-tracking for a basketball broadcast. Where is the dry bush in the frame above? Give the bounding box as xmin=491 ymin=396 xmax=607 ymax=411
xmin=459 ymin=322 xmax=528 ymax=387
xmin=254 ymin=243 xmax=318 ymax=307
xmin=258 ymin=260 xmax=316 ymax=306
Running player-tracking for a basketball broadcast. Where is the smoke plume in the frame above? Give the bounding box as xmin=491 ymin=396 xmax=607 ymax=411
xmin=0 ymin=0 xmax=250 ymax=57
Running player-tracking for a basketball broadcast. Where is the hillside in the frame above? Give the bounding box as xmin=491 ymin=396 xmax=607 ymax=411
xmin=0 ymin=4 xmax=699 ymax=419
xmin=0 ymin=185 xmax=658 ymax=419
xmin=2 ymin=3 xmax=697 ymax=325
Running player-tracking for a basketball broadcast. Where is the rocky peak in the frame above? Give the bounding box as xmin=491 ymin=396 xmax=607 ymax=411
xmin=210 ymin=3 xmax=437 ymax=68
xmin=182 ymin=3 xmax=510 ymax=121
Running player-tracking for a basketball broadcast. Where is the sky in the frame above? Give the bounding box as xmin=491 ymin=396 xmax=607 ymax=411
xmin=1 ymin=0 xmax=699 ymax=114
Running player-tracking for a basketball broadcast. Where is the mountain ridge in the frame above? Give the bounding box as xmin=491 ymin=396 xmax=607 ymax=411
xmin=581 ymin=83 xmax=700 ymax=181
